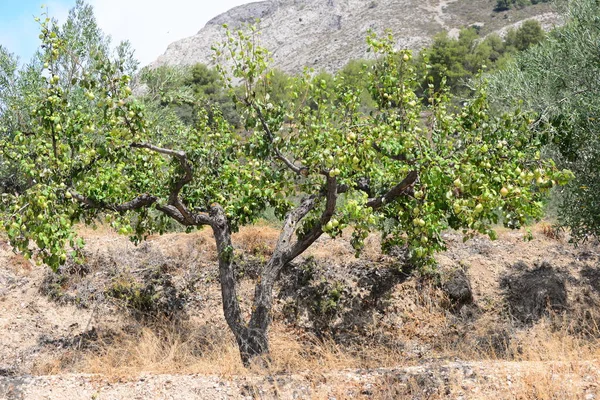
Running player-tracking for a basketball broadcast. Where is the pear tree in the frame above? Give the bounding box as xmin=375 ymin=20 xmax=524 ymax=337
xmin=0 ymin=13 xmax=570 ymax=364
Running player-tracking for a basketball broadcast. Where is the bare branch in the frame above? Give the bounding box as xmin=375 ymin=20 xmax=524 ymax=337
xmin=273 ymin=195 xmax=318 ymax=255
xmin=131 ymin=142 xmax=195 ymax=218
xmin=70 ymin=192 xmax=157 ymax=212
xmin=70 ymin=191 xmax=213 ymax=227
xmin=68 ymin=142 xmax=212 ymax=227
xmin=155 ymin=204 xmax=213 ymax=226
xmin=131 ymin=142 xmax=186 ymax=159
xmin=287 ymin=175 xmax=338 ymax=260
xmin=250 ymin=102 xmax=307 ymax=175
xmin=130 ymin=143 xmax=193 ymax=196
xmin=131 ymin=142 xmax=193 ymax=194
xmin=366 ymin=170 xmax=418 ymax=209
xmin=9 ymin=203 xmax=29 ymax=219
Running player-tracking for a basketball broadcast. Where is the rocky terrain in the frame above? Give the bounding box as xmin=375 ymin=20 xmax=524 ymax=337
xmin=1 ymin=223 xmax=600 ymax=398
xmin=152 ymin=0 xmax=559 ymax=73
xmin=2 ymin=361 xmax=599 ymax=399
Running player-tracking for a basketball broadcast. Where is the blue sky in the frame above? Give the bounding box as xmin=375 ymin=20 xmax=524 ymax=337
xmin=0 ymin=0 xmax=252 ymax=66
xmin=0 ymin=1 xmax=73 ymax=63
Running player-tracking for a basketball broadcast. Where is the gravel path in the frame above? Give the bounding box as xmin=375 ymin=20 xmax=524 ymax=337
xmin=1 ymin=361 xmax=599 ymax=399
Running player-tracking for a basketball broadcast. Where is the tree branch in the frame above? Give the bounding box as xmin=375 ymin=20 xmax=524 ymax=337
xmin=250 ymin=102 xmax=307 ymax=175
xmin=70 ymin=191 xmax=213 ymax=228
xmin=274 ymin=195 xmax=318 ymax=256
xmin=70 ymin=192 xmax=157 ymax=212
xmin=246 ymin=189 xmax=327 ymax=333
xmin=130 ymin=142 xmax=196 ymax=221
xmin=155 ymin=204 xmax=213 ymax=226
xmin=130 ymin=142 xmax=193 ymax=200
xmin=68 ymin=142 xmax=211 ymax=227
xmin=287 ymin=175 xmax=338 ymax=260
xmin=366 ymin=170 xmax=418 ymax=209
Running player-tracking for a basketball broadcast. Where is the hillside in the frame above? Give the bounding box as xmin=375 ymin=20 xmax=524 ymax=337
xmin=1 ymin=223 xmax=599 ymax=398
xmin=152 ymin=0 xmax=559 ymax=73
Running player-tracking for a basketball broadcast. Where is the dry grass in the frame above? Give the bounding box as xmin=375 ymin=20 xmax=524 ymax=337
xmin=5 ymin=253 xmax=32 ymax=275
xmin=77 ymin=322 xmax=407 ymax=380
xmin=68 ymin=302 xmax=600 ymax=388
xmin=15 ymin=221 xmax=600 ymax=400
xmin=439 ymin=312 xmax=600 ymax=363
xmin=367 ymin=363 xmax=599 ymax=400
xmin=82 ymin=326 xmax=244 ymax=377
xmin=507 ymin=367 xmax=586 ymax=400
xmin=37 ymin=218 xmax=600 ymax=380
xmin=0 ymin=237 xmax=32 ymax=276
xmin=232 ymin=223 xmax=280 ymax=258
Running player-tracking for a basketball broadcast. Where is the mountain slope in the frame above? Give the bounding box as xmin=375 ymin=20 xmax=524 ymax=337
xmin=154 ymin=0 xmax=557 ymax=74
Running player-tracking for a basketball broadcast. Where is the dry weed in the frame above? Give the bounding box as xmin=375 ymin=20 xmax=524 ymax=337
xmin=77 ymin=319 xmax=413 ymax=381
xmin=441 ymin=313 xmax=600 ymax=365
xmin=6 ymin=253 xmax=32 ymax=275
xmin=232 ymin=223 xmax=280 ymax=258
xmin=31 ymin=351 xmax=82 ymax=375
xmin=508 ymin=368 xmax=583 ymax=400
xmin=0 ymin=238 xmax=33 ymax=275
xmin=539 ymin=222 xmax=565 ymax=241
xmin=18 ymin=220 xmax=600 ymax=400
xmin=81 ymin=324 xmax=243 ymax=377
xmin=362 ymin=361 xmax=600 ymax=400
xmin=512 ymin=320 xmax=600 ymax=362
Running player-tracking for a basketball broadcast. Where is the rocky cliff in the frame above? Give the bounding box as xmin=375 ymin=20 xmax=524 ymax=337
xmin=152 ymin=0 xmax=557 ymax=73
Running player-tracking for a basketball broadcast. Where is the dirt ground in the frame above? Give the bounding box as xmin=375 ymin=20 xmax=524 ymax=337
xmin=1 ymin=222 xmax=600 ymax=399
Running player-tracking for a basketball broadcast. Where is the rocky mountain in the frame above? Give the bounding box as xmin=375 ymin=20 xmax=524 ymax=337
xmin=152 ymin=0 xmax=558 ymax=74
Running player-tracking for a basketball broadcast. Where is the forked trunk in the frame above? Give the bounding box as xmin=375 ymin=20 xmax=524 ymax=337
xmin=234 ymin=258 xmax=286 ymax=365
xmin=236 ymin=326 xmax=270 ymax=366
xmin=210 ymin=207 xmax=281 ymax=366
xmin=210 ymin=197 xmax=329 ymax=366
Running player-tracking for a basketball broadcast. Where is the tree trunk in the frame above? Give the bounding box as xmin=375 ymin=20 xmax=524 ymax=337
xmin=210 ymin=207 xmax=255 ymax=363
xmin=209 ymin=201 xmax=327 ymax=366
xmin=236 ymin=326 xmax=270 ymax=366
xmin=249 ymin=256 xmax=285 ymax=331
xmin=210 ymin=205 xmax=278 ymax=366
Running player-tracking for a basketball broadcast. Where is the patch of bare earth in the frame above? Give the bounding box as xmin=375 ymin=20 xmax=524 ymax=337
xmin=1 ymin=222 xmax=600 ymax=399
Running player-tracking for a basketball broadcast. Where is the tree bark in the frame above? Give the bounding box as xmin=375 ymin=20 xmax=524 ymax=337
xmin=236 ymin=326 xmax=270 ymax=366
xmin=248 ymin=256 xmax=286 ymax=334
xmin=241 ymin=179 xmax=339 ymax=364
xmin=209 ymin=205 xmax=252 ymax=361
xmin=209 ymin=204 xmax=276 ymax=366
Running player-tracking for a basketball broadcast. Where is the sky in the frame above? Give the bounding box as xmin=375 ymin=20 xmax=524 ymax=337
xmin=0 ymin=0 xmax=253 ymax=66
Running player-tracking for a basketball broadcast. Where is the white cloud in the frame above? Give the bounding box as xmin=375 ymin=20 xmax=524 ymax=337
xmin=88 ymin=0 xmax=252 ymax=67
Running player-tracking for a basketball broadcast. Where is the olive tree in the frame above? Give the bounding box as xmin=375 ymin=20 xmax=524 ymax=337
xmin=0 ymin=46 xmax=19 ymax=193
xmin=0 ymin=46 xmax=47 ymax=195
xmin=0 ymin=46 xmax=16 ymax=112
xmin=1 ymin=11 xmax=569 ymax=364
xmin=488 ymin=0 xmax=600 ymax=240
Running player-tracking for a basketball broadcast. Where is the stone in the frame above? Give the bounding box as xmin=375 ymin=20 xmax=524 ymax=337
xmin=442 ymin=269 xmax=473 ymax=308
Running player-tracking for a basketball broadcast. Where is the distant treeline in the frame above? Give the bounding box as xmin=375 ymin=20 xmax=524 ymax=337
xmin=422 ymin=19 xmax=545 ymax=98
xmin=495 ymin=0 xmax=551 ymax=11
xmin=139 ymin=20 xmax=546 ymax=127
